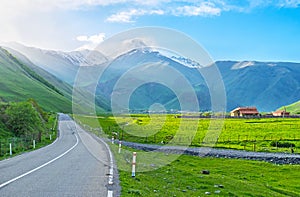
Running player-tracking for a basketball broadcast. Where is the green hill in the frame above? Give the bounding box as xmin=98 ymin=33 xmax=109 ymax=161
xmin=0 ymin=47 xmax=72 ymax=112
xmin=279 ymin=101 xmax=300 ymax=114
xmin=4 ymin=47 xmax=74 ymax=100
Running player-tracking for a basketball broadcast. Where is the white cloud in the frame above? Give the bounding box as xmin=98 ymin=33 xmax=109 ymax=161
xmin=76 ymin=33 xmax=106 ymax=44
xmin=278 ymin=0 xmax=300 ymax=7
xmin=76 ymin=33 xmax=106 ymax=50
xmin=106 ymin=2 xmax=221 ymax=23
xmin=106 ymin=9 xmax=164 ymax=23
xmin=174 ymin=2 xmax=222 ymax=16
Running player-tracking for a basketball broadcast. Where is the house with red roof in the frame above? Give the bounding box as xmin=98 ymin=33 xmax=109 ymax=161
xmin=230 ymin=107 xmax=259 ymax=117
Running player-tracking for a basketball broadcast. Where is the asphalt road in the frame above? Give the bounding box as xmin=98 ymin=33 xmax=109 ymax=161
xmin=0 ymin=114 xmax=119 ymax=197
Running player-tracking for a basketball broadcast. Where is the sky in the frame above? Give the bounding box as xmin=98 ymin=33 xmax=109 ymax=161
xmin=0 ymin=0 xmax=300 ymax=62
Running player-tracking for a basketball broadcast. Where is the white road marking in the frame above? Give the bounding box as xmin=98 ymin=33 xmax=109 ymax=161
xmin=101 ymin=138 xmax=114 ymax=197
xmin=73 ymin=120 xmax=115 ymax=197
xmin=0 ymin=133 xmax=79 ymax=188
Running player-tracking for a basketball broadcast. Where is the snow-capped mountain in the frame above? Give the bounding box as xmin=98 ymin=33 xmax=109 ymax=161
xmin=3 ymin=42 xmax=300 ymax=112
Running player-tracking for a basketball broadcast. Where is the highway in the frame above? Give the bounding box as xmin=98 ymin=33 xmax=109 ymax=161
xmin=0 ymin=114 xmax=119 ymax=197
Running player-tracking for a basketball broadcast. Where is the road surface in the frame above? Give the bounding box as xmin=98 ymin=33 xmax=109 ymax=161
xmin=0 ymin=114 xmax=119 ymax=197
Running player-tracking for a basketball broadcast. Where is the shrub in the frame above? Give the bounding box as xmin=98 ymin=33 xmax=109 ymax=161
xmin=270 ymin=141 xmax=295 ymax=148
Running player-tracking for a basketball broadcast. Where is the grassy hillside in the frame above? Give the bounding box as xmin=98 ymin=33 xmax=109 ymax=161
xmin=279 ymin=101 xmax=300 ymax=114
xmin=0 ymin=47 xmax=72 ymax=112
xmin=4 ymin=47 xmax=73 ymax=100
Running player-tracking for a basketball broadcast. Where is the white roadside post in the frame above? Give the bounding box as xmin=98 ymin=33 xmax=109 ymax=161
xmin=33 ymin=140 xmax=36 ymax=149
xmin=118 ymin=141 xmax=122 ymax=154
xmin=50 ymin=134 xmax=52 ymax=141
xmin=9 ymin=143 xmax=12 ymax=156
xmin=111 ymin=136 xmax=114 ymax=144
xmin=132 ymin=152 xmax=137 ymax=177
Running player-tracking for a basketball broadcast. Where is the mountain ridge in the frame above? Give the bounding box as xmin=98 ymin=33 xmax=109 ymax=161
xmin=3 ymin=42 xmax=300 ymax=113
xmin=0 ymin=47 xmax=72 ymax=112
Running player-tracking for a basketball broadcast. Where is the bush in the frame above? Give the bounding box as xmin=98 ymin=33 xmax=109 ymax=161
xmin=5 ymin=101 xmax=45 ymax=138
xmin=270 ymin=141 xmax=295 ymax=148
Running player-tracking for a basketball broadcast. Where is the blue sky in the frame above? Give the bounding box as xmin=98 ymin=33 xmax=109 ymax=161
xmin=0 ymin=0 xmax=299 ymax=62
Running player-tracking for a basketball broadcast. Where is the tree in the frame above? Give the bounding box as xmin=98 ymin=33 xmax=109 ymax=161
xmin=5 ymin=101 xmax=45 ymax=138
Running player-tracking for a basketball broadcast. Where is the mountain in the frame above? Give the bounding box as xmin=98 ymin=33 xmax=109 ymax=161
xmin=96 ymin=49 xmax=210 ymax=112
xmin=4 ymin=43 xmax=300 ymax=113
xmin=3 ymin=42 xmax=107 ymax=84
xmin=95 ymin=49 xmax=300 ymax=112
xmin=3 ymin=43 xmax=109 ymax=113
xmin=0 ymin=47 xmax=72 ymax=112
xmin=217 ymin=61 xmax=300 ymax=112
xmin=3 ymin=47 xmax=73 ymax=99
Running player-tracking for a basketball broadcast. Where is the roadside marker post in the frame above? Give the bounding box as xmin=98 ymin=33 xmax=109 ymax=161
xmin=33 ymin=140 xmax=36 ymax=149
xmin=132 ymin=152 xmax=137 ymax=177
xmin=9 ymin=143 xmax=12 ymax=156
xmin=111 ymin=136 xmax=114 ymax=144
xmin=50 ymin=134 xmax=52 ymax=141
xmin=118 ymin=141 xmax=122 ymax=154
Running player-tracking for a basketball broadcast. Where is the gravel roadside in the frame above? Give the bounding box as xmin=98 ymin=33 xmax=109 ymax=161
xmin=120 ymin=141 xmax=300 ymax=165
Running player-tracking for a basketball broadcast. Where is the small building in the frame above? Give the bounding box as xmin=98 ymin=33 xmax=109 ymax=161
xmin=272 ymin=110 xmax=290 ymax=117
xmin=230 ymin=107 xmax=259 ymax=117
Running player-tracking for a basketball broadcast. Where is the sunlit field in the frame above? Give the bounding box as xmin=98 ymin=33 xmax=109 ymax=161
xmin=75 ymin=114 xmax=300 ymax=153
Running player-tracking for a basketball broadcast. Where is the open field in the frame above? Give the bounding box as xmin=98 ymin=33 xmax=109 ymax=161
xmin=75 ymin=115 xmax=300 ymax=154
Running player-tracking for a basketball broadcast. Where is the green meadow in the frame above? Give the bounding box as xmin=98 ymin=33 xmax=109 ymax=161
xmin=75 ymin=115 xmax=300 ymax=153
xmin=111 ymin=146 xmax=300 ymax=197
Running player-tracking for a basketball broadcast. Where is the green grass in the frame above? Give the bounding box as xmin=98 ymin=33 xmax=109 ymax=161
xmin=111 ymin=145 xmax=300 ymax=197
xmin=75 ymin=115 xmax=300 ymax=154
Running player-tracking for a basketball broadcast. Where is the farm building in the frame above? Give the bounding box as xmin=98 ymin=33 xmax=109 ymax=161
xmin=230 ymin=107 xmax=259 ymax=117
xmin=272 ymin=110 xmax=290 ymax=117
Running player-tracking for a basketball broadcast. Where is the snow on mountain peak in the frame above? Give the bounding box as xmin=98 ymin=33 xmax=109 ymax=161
xmin=44 ymin=49 xmax=108 ymax=66
xmin=169 ymin=55 xmax=203 ymax=68
xmin=231 ymin=61 xmax=256 ymax=70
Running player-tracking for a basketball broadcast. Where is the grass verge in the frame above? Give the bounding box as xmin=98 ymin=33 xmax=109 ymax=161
xmin=111 ymin=145 xmax=300 ymax=197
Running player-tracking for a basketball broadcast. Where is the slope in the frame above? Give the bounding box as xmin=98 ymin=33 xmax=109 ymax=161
xmin=0 ymin=47 xmax=72 ymax=112
xmin=3 ymin=47 xmax=73 ymax=100
xmin=217 ymin=61 xmax=300 ymax=112
xmin=278 ymin=100 xmax=300 ymax=114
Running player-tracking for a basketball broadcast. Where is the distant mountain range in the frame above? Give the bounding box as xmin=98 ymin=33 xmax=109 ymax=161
xmin=1 ymin=42 xmax=300 ymax=113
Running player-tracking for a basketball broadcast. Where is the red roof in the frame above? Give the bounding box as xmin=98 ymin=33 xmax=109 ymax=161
xmin=231 ymin=107 xmax=259 ymax=114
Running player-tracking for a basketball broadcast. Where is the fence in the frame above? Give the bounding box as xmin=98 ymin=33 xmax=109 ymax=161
xmin=0 ymin=133 xmax=55 ymax=159
xmin=76 ymin=119 xmax=300 ymax=154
